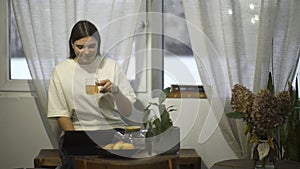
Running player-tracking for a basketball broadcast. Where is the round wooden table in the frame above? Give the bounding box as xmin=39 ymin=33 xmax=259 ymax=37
xmin=73 ymin=153 xmax=180 ymax=169
xmin=211 ymin=159 xmax=255 ymax=169
xmin=211 ymin=159 xmax=300 ymax=169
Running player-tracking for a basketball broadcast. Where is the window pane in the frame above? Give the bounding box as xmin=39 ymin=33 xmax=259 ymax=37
xmin=163 ymin=0 xmax=201 ymax=88
xmin=9 ymin=0 xmax=32 ymax=80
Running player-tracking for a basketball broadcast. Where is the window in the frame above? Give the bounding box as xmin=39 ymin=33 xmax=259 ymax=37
xmin=1 ymin=0 xmax=145 ymax=92
xmin=0 ymin=0 xmax=31 ymax=91
xmin=163 ymin=0 xmax=202 ymax=89
xmin=3 ymin=0 xmax=200 ymax=92
xmin=9 ymin=0 xmax=32 ymax=80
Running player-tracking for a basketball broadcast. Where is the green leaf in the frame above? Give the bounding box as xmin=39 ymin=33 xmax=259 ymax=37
xmin=161 ymin=110 xmax=170 ymax=123
xmin=244 ymin=124 xmax=251 ymax=134
xmin=226 ymin=112 xmax=245 ymax=119
xmin=278 ymin=125 xmax=286 ymax=159
xmin=292 ymin=106 xmax=300 ymax=110
xmin=146 ymin=123 xmax=153 ymax=138
xmin=290 ymin=88 xmax=298 ymax=107
xmin=267 ymin=72 xmax=275 ymax=95
xmin=167 ymin=105 xmax=176 ymax=110
xmin=153 ymin=118 xmax=161 ymax=134
xmin=160 ymin=110 xmax=172 ymax=132
xmin=162 ymin=122 xmax=172 ymax=133
xmin=159 ymin=95 xmax=166 ymax=105
xmin=167 ymin=108 xmax=177 ymax=112
xmin=158 ymin=87 xmax=171 ymax=104
xmin=144 ymin=104 xmax=151 ymax=111
xmin=163 ymin=87 xmax=171 ymax=96
xmin=295 ymin=123 xmax=300 ymax=161
xmin=158 ymin=104 xmax=166 ymax=115
xmin=295 ymin=76 xmax=299 ymax=103
xmin=143 ymin=109 xmax=151 ymax=123
xmin=248 ymin=134 xmax=259 ymax=144
xmin=286 ymin=127 xmax=298 ymax=160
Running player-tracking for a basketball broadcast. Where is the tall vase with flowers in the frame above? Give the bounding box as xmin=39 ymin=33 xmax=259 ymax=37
xmin=227 ymin=73 xmax=291 ymax=168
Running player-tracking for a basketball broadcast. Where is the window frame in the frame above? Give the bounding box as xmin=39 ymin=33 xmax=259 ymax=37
xmin=0 ymin=0 xmax=31 ymax=92
xmin=149 ymin=0 xmax=164 ymax=90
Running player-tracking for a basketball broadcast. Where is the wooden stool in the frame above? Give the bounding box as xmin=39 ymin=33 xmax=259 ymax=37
xmin=179 ymin=149 xmax=201 ymax=169
xmin=34 ymin=149 xmax=61 ymax=168
xmin=34 ymin=148 xmax=201 ymax=169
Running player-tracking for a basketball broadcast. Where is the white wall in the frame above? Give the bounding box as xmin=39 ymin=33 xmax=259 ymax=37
xmin=0 ymin=0 xmax=53 ymax=168
xmin=166 ymin=98 xmax=236 ymax=168
xmin=0 ymin=92 xmax=53 ymax=168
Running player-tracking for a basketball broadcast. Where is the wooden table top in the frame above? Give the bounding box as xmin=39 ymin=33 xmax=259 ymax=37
xmin=211 ymin=159 xmax=300 ymax=169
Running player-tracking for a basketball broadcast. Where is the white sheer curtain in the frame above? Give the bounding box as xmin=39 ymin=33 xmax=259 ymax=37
xmin=12 ymin=0 xmax=141 ymax=147
xmin=183 ymin=0 xmax=300 ymax=168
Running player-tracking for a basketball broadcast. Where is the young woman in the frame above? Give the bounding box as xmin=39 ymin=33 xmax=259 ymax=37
xmin=47 ymin=20 xmax=136 ymax=169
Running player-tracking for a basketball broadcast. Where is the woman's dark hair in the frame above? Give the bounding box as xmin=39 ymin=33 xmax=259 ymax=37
xmin=68 ymin=20 xmax=101 ymax=59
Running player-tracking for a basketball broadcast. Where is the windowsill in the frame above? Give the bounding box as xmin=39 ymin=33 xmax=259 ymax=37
xmin=0 ymin=79 xmax=34 ymax=92
xmin=167 ymin=97 xmax=207 ymax=100
xmin=166 ymin=84 xmax=206 ymax=99
xmin=167 ymin=96 xmax=207 ymax=99
xmin=0 ymin=91 xmax=36 ymax=98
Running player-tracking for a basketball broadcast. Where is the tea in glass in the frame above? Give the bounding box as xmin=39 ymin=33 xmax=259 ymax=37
xmin=85 ymin=78 xmax=98 ymax=95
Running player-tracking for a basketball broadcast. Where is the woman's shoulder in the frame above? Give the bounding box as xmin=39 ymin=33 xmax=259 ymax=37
xmin=51 ymin=59 xmax=76 ymax=78
xmin=101 ymin=56 xmax=117 ymax=64
xmin=99 ymin=56 xmax=120 ymax=68
xmin=55 ymin=58 xmax=75 ymax=68
xmin=52 ymin=59 xmax=76 ymax=74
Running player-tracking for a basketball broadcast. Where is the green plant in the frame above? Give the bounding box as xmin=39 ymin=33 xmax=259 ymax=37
xmin=278 ymin=78 xmax=300 ymax=162
xmin=143 ymin=87 xmax=176 ymax=154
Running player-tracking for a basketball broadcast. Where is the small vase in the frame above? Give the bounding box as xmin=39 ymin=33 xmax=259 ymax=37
xmin=252 ymin=140 xmax=276 ymax=169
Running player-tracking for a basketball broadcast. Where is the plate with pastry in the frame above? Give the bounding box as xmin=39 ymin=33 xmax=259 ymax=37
xmin=99 ymin=141 xmax=140 ymax=158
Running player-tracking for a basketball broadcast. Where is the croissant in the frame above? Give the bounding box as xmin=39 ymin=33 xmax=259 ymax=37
xmin=103 ymin=141 xmax=135 ymax=150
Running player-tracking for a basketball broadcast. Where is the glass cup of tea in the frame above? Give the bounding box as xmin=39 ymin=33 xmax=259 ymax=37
xmin=85 ymin=78 xmax=98 ymax=95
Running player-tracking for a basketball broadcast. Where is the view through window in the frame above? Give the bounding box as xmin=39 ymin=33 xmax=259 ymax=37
xmin=163 ymin=0 xmax=202 ymax=89
xmin=9 ymin=0 xmax=32 ymax=79
xmin=9 ymin=0 xmax=201 ymax=84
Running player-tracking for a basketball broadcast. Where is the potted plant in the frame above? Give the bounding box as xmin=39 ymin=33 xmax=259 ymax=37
xmin=226 ymin=73 xmax=291 ymax=167
xmin=227 ymin=72 xmax=300 ymax=167
xmin=143 ymin=87 xmax=180 ymax=155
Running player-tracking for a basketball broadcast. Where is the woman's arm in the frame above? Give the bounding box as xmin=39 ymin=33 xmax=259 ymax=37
xmin=112 ymin=89 xmax=133 ymax=117
xmin=98 ymin=80 xmax=133 ymax=117
xmin=57 ymin=117 xmax=75 ymax=131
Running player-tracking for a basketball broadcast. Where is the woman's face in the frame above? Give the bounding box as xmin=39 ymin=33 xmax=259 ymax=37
xmin=72 ymin=36 xmax=98 ymax=64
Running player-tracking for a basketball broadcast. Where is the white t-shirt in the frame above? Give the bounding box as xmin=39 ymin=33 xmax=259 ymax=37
xmin=47 ymin=56 xmax=136 ymax=130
